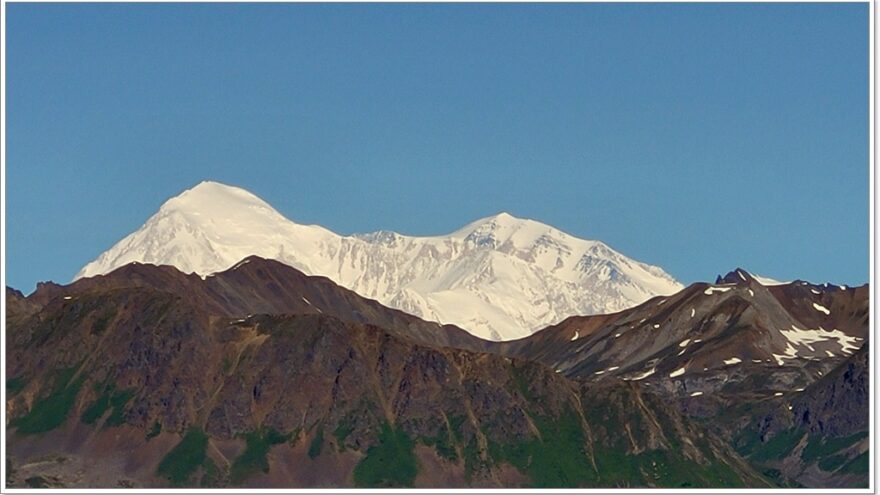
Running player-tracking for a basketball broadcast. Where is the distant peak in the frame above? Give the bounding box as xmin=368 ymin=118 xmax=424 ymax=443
xmin=176 ymin=180 xmax=261 ymax=200
xmin=159 ymin=181 xmax=277 ymax=216
xmin=490 ymin=211 xmax=515 ymax=220
xmin=193 ymin=179 xmax=226 ymax=188
xmin=452 ymin=211 xmax=540 ymax=236
xmin=484 ymin=211 xmax=535 ymax=225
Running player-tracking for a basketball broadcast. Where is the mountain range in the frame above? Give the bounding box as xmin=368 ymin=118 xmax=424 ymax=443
xmin=75 ymin=181 xmax=683 ymax=341
xmin=6 ymin=256 xmax=868 ymax=488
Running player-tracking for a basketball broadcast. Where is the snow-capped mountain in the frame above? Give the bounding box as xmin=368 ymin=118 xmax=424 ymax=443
xmin=76 ymin=181 xmax=684 ymax=340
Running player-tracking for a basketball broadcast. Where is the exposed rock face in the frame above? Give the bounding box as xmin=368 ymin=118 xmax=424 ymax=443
xmin=723 ymin=347 xmax=870 ymax=489
xmin=792 ymin=345 xmax=868 ymax=438
xmin=492 ymin=275 xmax=867 ymax=394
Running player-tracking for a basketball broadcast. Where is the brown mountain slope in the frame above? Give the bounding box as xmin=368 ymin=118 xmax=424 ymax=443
xmin=6 ymin=283 xmax=769 ymax=489
xmin=492 ymin=270 xmax=867 ymax=399
xmin=21 ymin=256 xmax=486 ymax=352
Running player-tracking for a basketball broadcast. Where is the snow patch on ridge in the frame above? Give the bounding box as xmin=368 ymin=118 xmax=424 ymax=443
xmin=812 ymin=303 xmax=830 ymax=315
xmin=704 ymin=287 xmax=733 ymax=295
xmin=780 ymin=325 xmax=858 ymax=355
xmin=626 ymin=368 xmax=656 ymax=381
xmin=752 ymin=274 xmax=788 ymax=286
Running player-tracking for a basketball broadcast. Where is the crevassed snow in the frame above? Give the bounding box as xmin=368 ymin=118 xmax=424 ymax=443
xmin=812 ymin=303 xmax=830 ymax=315
xmin=669 ymin=367 xmax=686 ymax=378
xmin=723 ymin=357 xmax=742 ymax=365
xmin=74 ymin=181 xmax=684 ymax=342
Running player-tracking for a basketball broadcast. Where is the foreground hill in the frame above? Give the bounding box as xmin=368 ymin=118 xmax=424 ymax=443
xmin=7 ymin=284 xmax=762 ymax=488
xmin=28 ymin=256 xmax=485 ymax=352
xmin=6 ymin=262 xmax=867 ymax=488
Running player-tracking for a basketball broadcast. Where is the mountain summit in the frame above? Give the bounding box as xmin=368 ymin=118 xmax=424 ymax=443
xmin=75 ymin=181 xmax=683 ymax=340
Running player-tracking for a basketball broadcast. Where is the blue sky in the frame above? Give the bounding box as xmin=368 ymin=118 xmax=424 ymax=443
xmin=5 ymin=3 xmax=869 ymax=292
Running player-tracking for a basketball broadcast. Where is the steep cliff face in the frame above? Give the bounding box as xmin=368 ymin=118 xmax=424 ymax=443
xmin=723 ymin=346 xmax=869 ymax=489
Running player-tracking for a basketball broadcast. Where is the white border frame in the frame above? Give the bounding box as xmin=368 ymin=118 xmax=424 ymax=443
xmin=0 ymin=1 xmax=874 ymax=493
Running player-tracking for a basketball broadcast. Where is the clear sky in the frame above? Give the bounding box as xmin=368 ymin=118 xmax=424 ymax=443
xmin=5 ymin=3 xmax=869 ymax=292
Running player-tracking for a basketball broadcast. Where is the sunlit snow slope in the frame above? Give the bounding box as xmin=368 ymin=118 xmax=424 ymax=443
xmin=76 ymin=181 xmax=684 ymax=340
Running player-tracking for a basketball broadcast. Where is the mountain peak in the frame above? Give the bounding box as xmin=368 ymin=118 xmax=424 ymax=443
xmin=715 ymin=268 xmax=789 ymax=287
xmin=450 ymin=211 xmax=555 ymax=242
xmin=487 ymin=211 xmax=516 ymax=222
xmin=159 ymin=181 xmax=275 ymax=216
xmin=715 ymin=268 xmax=756 ymax=285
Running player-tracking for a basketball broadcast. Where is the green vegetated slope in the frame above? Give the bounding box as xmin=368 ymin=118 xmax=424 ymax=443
xmin=13 ymin=367 xmax=84 ymax=434
xmin=157 ymin=428 xmax=210 ymax=485
xmin=736 ymin=428 xmax=868 ymax=488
